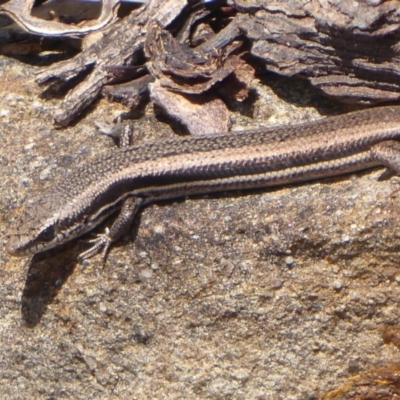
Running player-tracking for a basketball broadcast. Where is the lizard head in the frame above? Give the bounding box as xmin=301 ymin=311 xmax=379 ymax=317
xmin=6 ymin=189 xmax=122 ymax=258
xmin=5 ymin=197 xmax=88 ymax=257
xmin=7 ymin=196 xmax=65 ymax=256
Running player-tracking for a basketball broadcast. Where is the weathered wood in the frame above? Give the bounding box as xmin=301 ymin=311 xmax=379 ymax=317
xmin=35 ymin=0 xmax=188 ymax=126
xmin=7 ymin=0 xmax=400 ymax=126
xmin=231 ymin=0 xmax=400 ymax=103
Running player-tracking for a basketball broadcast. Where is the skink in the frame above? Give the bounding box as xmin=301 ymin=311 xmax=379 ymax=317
xmin=6 ymin=105 xmax=400 ymax=260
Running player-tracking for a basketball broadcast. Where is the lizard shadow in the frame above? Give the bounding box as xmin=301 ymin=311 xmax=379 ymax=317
xmin=21 ymin=241 xmax=78 ymax=327
xmin=20 ymin=212 xmax=143 ymax=327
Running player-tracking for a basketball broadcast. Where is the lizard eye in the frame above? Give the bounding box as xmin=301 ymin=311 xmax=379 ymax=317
xmin=38 ymin=226 xmax=56 ymax=242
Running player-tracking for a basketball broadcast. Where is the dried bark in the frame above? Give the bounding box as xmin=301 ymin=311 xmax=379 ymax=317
xmin=34 ymin=0 xmax=189 ymax=126
xmin=150 ymin=81 xmax=230 ymax=135
xmin=230 ymin=0 xmax=400 ymax=103
xmin=5 ymin=0 xmax=400 ymax=128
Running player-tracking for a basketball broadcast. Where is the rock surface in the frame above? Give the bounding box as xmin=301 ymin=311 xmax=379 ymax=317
xmin=1 ymin=56 xmax=400 ymax=399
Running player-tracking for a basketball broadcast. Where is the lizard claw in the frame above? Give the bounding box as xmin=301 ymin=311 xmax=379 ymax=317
xmin=78 ymin=228 xmax=112 ymax=263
